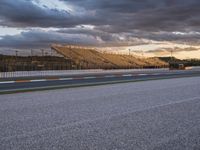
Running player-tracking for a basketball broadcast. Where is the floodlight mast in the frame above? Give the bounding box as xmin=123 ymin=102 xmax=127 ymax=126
xmin=15 ymin=50 xmax=18 ymax=57
xmin=170 ymin=50 xmax=173 ymax=61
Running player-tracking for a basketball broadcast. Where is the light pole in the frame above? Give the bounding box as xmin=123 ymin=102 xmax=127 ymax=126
xmin=170 ymin=49 xmax=173 ymax=61
xmin=31 ymin=49 xmax=33 ymax=56
xmin=15 ymin=50 xmax=18 ymax=57
xmin=41 ymin=49 xmax=44 ymax=56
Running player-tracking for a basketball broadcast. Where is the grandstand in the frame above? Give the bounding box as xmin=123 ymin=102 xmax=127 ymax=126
xmin=51 ymin=45 xmax=168 ymax=69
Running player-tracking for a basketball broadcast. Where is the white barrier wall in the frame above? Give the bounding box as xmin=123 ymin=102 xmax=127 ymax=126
xmin=0 ymin=69 xmax=169 ymax=78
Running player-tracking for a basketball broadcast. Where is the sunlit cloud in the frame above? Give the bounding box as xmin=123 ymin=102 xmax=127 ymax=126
xmin=0 ymin=26 xmax=23 ymax=36
xmin=33 ymin=0 xmax=73 ymax=12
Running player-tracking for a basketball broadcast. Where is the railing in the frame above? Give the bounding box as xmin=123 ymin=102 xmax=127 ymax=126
xmin=0 ymin=68 xmax=169 ymax=78
xmin=0 ymin=70 xmax=99 ymax=78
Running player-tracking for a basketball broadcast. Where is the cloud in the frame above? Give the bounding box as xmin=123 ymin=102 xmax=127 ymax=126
xmin=0 ymin=0 xmax=96 ymax=28
xmin=62 ymin=0 xmax=200 ymax=32
xmin=146 ymin=47 xmax=200 ymax=54
xmin=129 ymin=31 xmax=200 ymax=45
xmin=0 ymin=27 xmax=150 ymax=50
xmin=0 ymin=29 xmax=101 ymax=49
xmin=1 ymin=0 xmax=200 ymax=32
xmin=0 ymin=0 xmax=200 ymax=50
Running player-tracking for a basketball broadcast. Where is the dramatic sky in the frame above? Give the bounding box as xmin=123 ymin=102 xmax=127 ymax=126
xmin=0 ymin=0 xmax=200 ymax=58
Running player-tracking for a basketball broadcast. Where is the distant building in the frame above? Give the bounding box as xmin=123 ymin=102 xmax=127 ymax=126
xmin=169 ymin=61 xmax=186 ymax=70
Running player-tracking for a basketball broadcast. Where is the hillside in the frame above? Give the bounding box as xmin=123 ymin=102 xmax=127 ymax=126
xmin=52 ymin=45 xmax=168 ymax=69
xmin=0 ymin=55 xmax=75 ymax=72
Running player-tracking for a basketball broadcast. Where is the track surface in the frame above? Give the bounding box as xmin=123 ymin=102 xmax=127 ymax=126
xmin=0 ymin=77 xmax=200 ymax=149
xmin=0 ymin=68 xmax=200 ymax=93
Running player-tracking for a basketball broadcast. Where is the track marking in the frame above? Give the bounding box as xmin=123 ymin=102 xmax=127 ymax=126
xmin=59 ymin=78 xmax=73 ymax=81
xmin=152 ymin=73 xmax=162 ymax=75
xmin=122 ymin=74 xmax=132 ymax=77
xmin=105 ymin=75 xmax=115 ymax=78
xmin=46 ymin=78 xmax=59 ymax=81
xmin=83 ymin=77 xmax=96 ymax=79
xmin=138 ymin=74 xmax=147 ymax=76
xmin=0 ymin=81 xmax=15 ymax=84
xmin=15 ymin=80 xmax=30 ymax=83
xmin=31 ymin=79 xmax=47 ymax=82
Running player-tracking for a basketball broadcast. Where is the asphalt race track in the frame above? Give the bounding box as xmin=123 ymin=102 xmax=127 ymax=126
xmin=0 ymin=68 xmax=200 ymax=94
xmin=0 ymin=76 xmax=200 ymax=149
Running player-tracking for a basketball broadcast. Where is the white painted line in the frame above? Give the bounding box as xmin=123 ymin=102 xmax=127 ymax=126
xmin=0 ymin=81 xmax=15 ymax=84
xmin=83 ymin=76 xmax=96 ymax=79
xmin=31 ymin=79 xmax=47 ymax=82
xmin=59 ymin=78 xmax=73 ymax=81
xmin=105 ymin=75 xmax=115 ymax=78
xmin=138 ymin=74 xmax=147 ymax=76
xmin=122 ymin=74 xmax=132 ymax=77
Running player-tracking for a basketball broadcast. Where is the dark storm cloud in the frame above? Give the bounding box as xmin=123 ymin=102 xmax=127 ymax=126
xmin=0 ymin=0 xmax=200 ymax=50
xmin=127 ymin=30 xmax=200 ymax=45
xmin=0 ymin=0 xmax=96 ymax=28
xmin=0 ymin=29 xmax=101 ymax=49
xmin=0 ymin=27 xmax=149 ymax=50
xmin=57 ymin=28 xmax=122 ymax=43
xmin=1 ymin=0 xmax=200 ymax=31
xmin=62 ymin=0 xmax=200 ymax=32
